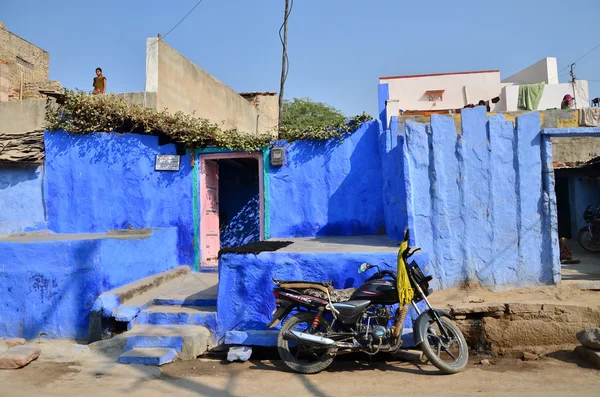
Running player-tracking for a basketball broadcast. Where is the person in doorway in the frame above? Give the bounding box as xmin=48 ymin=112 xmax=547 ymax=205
xmin=93 ymin=67 xmax=106 ymax=95
xmin=561 ymin=94 xmax=574 ymax=110
xmin=560 ymin=237 xmax=580 ymax=264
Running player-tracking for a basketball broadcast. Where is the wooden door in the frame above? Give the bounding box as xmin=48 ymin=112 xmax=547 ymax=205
xmin=202 ymin=160 xmax=220 ymax=267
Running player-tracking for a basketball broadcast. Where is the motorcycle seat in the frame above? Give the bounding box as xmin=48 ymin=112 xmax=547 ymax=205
xmin=274 ymin=279 xmax=334 ymax=294
xmin=299 ymin=287 xmax=356 ymax=303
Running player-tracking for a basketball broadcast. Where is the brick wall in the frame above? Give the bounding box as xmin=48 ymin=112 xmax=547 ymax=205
xmin=0 ymin=22 xmax=50 ymax=101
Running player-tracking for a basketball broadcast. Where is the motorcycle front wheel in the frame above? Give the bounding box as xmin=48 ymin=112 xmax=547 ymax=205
xmin=577 ymin=227 xmax=600 ymax=252
xmin=420 ymin=316 xmax=468 ymax=374
xmin=277 ymin=312 xmax=337 ymax=374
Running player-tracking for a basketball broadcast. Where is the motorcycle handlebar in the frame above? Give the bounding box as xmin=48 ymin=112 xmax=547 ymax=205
xmin=366 ymin=269 xmax=397 ymax=281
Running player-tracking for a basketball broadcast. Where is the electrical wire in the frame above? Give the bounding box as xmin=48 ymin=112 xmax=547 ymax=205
xmin=143 ymin=0 xmax=207 ymax=107
xmin=558 ymin=42 xmax=600 ymax=75
xmin=279 ymin=0 xmax=294 ymax=89
xmin=158 ymin=0 xmax=207 ymax=43
xmin=575 ymin=80 xmax=590 ymax=104
xmin=559 ymin=69 xmax=571 ymax=78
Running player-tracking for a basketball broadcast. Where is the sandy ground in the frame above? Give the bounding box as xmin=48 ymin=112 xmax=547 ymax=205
xmin=1 ymin=340 xmax=600 ymax=397
xmin=429 ymin=281 xmax=600 ymax=311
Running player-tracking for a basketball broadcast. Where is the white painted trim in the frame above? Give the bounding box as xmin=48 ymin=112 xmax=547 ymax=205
xmin=145 ymin=38 xmax=159 ymax=94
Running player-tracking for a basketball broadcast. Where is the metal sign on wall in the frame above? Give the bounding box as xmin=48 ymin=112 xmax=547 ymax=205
xmin=155 ymin=155 xmax=180 ymax=171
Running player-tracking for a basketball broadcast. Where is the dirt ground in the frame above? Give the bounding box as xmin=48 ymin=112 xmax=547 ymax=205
xmin=1 ymin=340 xmax=600 ymax=397
xmin=429 ymin=281 xmax=600 ymax=310
xmin=2 ymin=282 xmax=599 ymax=397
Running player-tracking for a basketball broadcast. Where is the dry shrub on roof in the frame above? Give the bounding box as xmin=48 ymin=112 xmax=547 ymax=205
xmin=45 ymin=89 xmax=372 ymax=151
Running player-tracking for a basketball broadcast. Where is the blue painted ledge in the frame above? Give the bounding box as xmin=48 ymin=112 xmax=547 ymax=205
xmin=542 ymin=127 xmax=600 ymax=136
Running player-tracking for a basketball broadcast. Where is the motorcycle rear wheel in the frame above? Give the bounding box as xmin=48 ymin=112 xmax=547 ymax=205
xmin=277 ymin=312 xmax=337 ymax=374
xmin=421 ymin=316 xmax=468 ymax=374
xmin=577 ymin=227 xmax=600 ymax=253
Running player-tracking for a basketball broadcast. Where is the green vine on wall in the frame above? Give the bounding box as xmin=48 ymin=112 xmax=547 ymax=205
xmin=45 ymin=89 xmax=372 ymax=151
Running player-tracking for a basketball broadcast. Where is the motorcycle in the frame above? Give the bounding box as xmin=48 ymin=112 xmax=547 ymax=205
xmin=578 ymin=205 xmax=600 ymax=253
xmin=266 ymin=230 xmax=468 ymax=374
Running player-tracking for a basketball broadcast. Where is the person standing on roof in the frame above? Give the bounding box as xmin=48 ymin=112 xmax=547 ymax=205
xmin=93 ymin=67 xmax=106 ymax=95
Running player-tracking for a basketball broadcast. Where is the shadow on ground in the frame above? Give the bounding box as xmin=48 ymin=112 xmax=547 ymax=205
xmin=545 ymin=350 xmax=598 ymax=370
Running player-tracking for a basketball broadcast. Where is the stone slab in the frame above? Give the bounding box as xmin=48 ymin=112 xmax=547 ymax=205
xmin=576 ymin=328 xmax=600 ymax=350
xmin=136 ymin=306 xmax=217 ymax=329
xmin=450 ymin=305 xmax=506 ymax=315
xmin=393 ymin=349 xmax=423 ymax=363
xmin=0 ymin=346 xmax=41 ymax=369
xmin=118 ymin=348 xmax=177 ymax=366
xmin=121 ymin=325 xmax=211 ymax=360
xmin=574 ymin=346 xmax=600 ymax=369
xmin=507 ymin=304 xmax=543 ymax=314
xmin=576 ymin=281 xmax=600 ymax=291
xmin=4 ymin=338 xmax=26 ymax=348
xmin=522 ymin=352 xmax=539 ymax=361
xmin=227 ymin=346 xmax=252 ymax=362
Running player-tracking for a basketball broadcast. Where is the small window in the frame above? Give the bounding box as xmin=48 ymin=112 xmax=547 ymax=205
xmin=424 ymin=90 xmax=445 ymax=102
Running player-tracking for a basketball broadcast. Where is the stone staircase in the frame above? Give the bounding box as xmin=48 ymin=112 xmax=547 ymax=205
xmin=90 ymin=268 xmax=219 ymax=366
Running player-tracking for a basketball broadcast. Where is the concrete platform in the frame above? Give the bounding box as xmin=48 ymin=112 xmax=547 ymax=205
xmin=562 ymin=240 xmax=600 ymax=287
xmin=0 ymin=228 xmax=155 ymax=242
xmin=113 ymin=271 xmax=218 ymax=309
xmin=117 ymin=348 xmax=177 ymax=366
xmin=268 ymin=236 xmax=400 ymax=253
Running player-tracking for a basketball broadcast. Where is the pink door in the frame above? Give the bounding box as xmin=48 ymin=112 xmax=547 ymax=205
xmin=201 ymin=160 xmax=220 ymax=267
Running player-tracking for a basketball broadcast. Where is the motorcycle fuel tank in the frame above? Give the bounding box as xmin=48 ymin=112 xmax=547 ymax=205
xmin=351 ymin=279 xmax=399 ymax=304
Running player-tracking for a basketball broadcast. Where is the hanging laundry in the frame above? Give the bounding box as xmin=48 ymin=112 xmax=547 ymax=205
xmin=579 ymin=108 xmax=600 ymax=127
xmin=518 ymin=83 xmax=545 ymax=110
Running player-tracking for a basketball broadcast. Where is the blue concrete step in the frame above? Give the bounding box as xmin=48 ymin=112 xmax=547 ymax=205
xmin=117 ymin=348 xmax=177 ymax=366
xmin=136 ymin=305 xmax=217 ymax=329
xmin=121 ymin=324 xmax=211 ymax=360
xmin=153 ymin=296 xmax=217 ymax=307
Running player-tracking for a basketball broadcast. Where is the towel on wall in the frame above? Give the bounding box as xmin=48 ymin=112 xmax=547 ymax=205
xmin=518 ymin=83 xmax=545 ymax=111
xmin=579 ymin=108 xmax=600 ymax=127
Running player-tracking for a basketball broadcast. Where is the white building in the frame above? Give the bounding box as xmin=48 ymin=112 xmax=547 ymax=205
xmin=379 ymin=57 xmax=589 ymax=125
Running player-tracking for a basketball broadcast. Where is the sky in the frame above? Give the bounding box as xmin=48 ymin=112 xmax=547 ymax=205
xmin=2 ymin=0 xmax=600 ymax=116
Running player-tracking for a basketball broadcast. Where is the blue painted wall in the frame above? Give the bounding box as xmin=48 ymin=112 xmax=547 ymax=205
xmin=378 ymin=118 xmax=407 ymax=241
xmin=0 ymin=228 xmax=179 ymax=339
xmin=219 ymin=160 xmax=260 ymax=247
xmin=217 ymin=250 xmax=429 ymax=346
xmin=44 ymin=131 xmax=194 ymax=264
xmin=404 ymin=107 xmax=554 ymax=288
xmin=569 ymin=176 xmax=600 ymax=237
xmin=269 ymin=121 xmax=386 ymax=238
xmin=0 ymin=166 xmax=46 ymax=234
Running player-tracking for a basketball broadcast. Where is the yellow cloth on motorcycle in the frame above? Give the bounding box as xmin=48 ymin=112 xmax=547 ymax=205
xmin=397 ymin=238 xmax=414 ymax=305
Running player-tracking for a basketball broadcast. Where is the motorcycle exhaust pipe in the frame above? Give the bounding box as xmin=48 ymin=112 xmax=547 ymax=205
xmin=282 ymin=330 xmax=336 ymax=347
